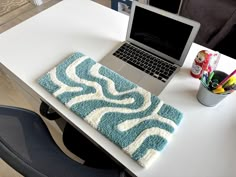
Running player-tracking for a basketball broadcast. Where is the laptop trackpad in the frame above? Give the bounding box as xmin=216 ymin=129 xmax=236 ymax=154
xmin=118 ymin=65 xmax=143 ymax=83
xmin=100 ymin=56 xmax=124 ymax=71
xmin=138 ymin=75 xmax=165 ymax=96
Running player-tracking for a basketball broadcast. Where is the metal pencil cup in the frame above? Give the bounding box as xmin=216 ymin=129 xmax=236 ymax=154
xmin=197 ymin=71 xmax=228 ymax=107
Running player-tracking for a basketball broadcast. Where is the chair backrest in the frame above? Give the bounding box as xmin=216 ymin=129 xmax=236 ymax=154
xmin=148 ymin=0 xmax=183 ymax=14
xmin=180 ymin=0 xmax=236 ymax=50
xmin=0 ymin=106 xmax=122 ymax=177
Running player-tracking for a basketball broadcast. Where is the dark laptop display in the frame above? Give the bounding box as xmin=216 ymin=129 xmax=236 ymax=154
xmin=130 ymin=6 xmax=193 ymax=60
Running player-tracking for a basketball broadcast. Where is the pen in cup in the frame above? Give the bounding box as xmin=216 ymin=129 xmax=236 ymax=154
xmin=221 ymin=85 xmax=236 ymax=95
xmin=216 ymin=69 xmax=236 ymax=89
xmin=213 ymin=87 xmax=225 ymax=94
xmin=223 ymin=76 xmax=236 ymax=88
xmin=199 ymin=70 xmax=236 ymax=95
xmin=207 ymin=71 xmax=214 ymax=86
xmin=224 ymin=83 xmax=236 ymax=91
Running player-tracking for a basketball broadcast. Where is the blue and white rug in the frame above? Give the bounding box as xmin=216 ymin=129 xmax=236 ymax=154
xmin=38 ymin=52 xmax=183 ymax=168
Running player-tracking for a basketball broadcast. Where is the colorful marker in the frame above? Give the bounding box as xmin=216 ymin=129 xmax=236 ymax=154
xmin=217 ymin=69 xmax=236 ymax=88
xmin=223 ymin=76 xmax=236 ymax=88
xmin=207 ymin=71 xmax=214 ymax=86
xmin=213 ymin=86 xmax=225 ymax=94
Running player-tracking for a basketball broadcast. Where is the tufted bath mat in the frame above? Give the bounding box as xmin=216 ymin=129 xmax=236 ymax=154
xmin=38 ymin=52 xmax=183 ymax=168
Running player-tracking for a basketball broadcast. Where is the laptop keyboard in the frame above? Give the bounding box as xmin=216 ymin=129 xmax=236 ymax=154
xmin=113 ymin=43 xmax=177 ymax=83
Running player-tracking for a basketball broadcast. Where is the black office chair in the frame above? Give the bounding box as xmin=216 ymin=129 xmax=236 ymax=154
xmin=39 ymin=101 xmax=121 ymax=169
xmin=63 ymin=123 xmax=119 ymax=169
xmin=0 ymin=105 xmax=124 ymax=177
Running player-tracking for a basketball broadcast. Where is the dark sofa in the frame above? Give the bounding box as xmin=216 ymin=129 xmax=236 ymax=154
xmin=180 ymin=0 xmax=236 ymax=58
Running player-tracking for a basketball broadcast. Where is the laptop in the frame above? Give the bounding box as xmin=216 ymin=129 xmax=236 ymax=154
xmin=100 ymin=1 xmax=200 ymax=95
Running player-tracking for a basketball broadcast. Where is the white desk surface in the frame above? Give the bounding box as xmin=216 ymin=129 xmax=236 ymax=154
xmin=0 ymin=0 xmax=236 ymax=176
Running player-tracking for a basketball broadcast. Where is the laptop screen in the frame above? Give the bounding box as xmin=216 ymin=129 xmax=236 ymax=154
xmin=127 ymin=2 xmax=200 ymax=66
xmin=130 ymin=6 xmax=193 ymax=60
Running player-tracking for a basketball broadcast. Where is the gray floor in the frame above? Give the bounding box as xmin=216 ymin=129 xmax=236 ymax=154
xmin=0 ymin=0 xmax=111 ymax=176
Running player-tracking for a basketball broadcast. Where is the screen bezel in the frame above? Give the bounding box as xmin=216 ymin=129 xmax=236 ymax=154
xmin=126 ymin=1 xmax=200 ymax=66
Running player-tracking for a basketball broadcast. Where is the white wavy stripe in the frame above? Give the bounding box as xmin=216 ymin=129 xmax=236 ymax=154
xmin=49 ymin=68 xmax=83 ymax=97
xmin=123 ymin=127 xmax=171 ymax=155
xmin=88 ymin=64 xmax=155 ymax=122
xmin=84 ymin=100 xmax=152 ymax=128
xmin=90 ymin=63 xmax=146 ymax=95
xmin=64 ymin=57 xmax=154 ymax=128
xmin=51 ymin=55 xmax=91 ymax=97
xmin=137 ymin=149 xmax=160 ymax=168
xmin=65 ymin=58 xmax=135 ymax=106
xmin=82 ymin=90 xmax=152 ymax=128
xmin=117 ymin=101 xmax=177 ymax=131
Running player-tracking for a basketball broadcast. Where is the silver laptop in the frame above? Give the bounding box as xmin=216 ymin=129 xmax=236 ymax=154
xmin=100 ymin=1 xmax=200 ymax=95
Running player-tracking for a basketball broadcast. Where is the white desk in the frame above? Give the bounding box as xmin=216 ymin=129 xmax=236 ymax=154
xmin=0 ymin=0 xmax=236 ymax=176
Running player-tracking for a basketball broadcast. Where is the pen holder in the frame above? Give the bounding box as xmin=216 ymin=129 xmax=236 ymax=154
xmin=197 ymin=71 xmax=228 ymax=107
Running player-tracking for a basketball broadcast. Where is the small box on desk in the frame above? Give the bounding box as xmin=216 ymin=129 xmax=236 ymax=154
xmin=111 ymin=0 xmax=148 ymax=15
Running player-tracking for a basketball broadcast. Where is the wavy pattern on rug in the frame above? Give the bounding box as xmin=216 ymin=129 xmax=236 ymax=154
xmin=0 ymin=0 xmax=29 ymax=17
xmin=38 ymin=52 xmax=183 ymax=168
